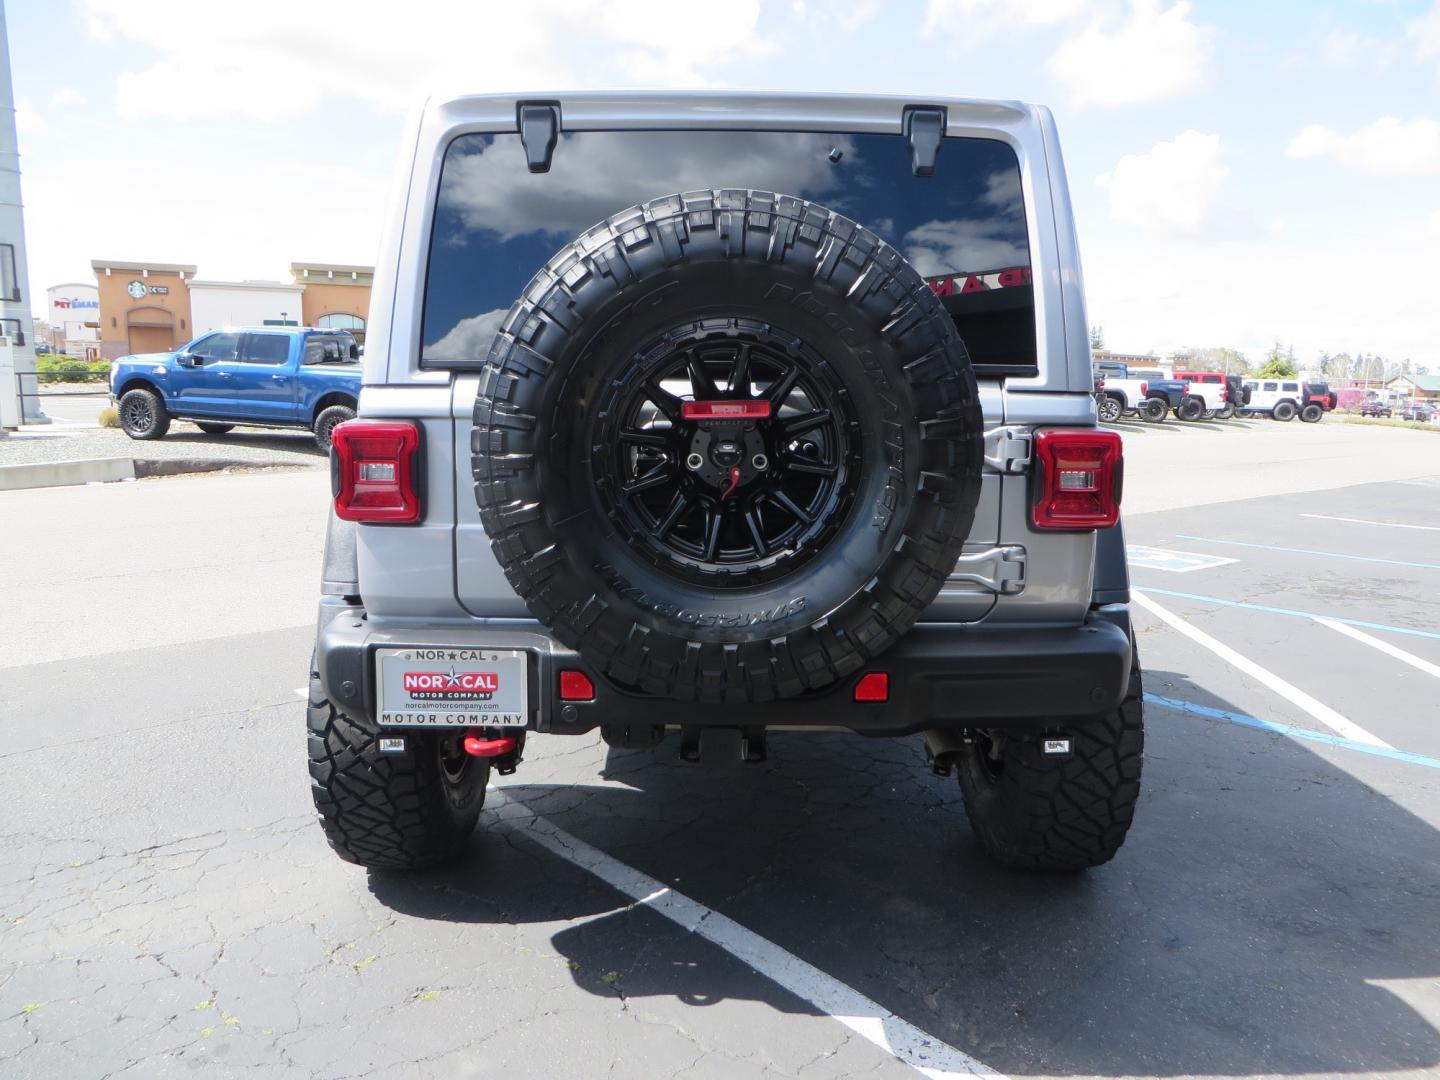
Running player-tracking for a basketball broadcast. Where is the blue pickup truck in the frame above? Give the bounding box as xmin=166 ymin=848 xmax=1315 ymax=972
xmin=110 ymin=327 xmax=362 ymax=450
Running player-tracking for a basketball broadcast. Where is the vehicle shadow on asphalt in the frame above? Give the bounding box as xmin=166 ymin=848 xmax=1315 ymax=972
xmin=164 ymin=428 xmax=326 ymax=456
xmin=368 ymin=671 xmax=1440 ymax=1077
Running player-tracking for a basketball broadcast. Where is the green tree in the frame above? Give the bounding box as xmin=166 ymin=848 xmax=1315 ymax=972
xmin=1256 ymin=340 xmax=1298 ymax=379
xmin=1090 ymin=324 xmax=1105 ymax=350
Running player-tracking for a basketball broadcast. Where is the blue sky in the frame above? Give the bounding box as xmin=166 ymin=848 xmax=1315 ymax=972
xmin=10 ymin=0 xmax=1440 ymax=367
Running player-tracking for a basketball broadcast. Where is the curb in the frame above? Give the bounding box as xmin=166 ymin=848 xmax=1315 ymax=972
xmin=0 ymin=457 xmax=307 ymax=492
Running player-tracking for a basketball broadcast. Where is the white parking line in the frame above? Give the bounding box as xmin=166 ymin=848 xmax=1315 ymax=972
xmin=1314 ymin=618 xmax=1440 ymax=681
xmin=1133 ymin=590 xmax=1393 ymax=749
xmin=494 ymin=793 xmax=1003 ymax=1079
xmin=1300 ymin=513 xmax=1440 ymax=532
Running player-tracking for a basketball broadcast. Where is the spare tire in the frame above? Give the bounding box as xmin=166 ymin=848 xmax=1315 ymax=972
xmin=472 ymin=189 xmax=983 ymax=702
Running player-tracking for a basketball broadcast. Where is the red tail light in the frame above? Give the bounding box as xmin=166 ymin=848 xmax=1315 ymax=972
xmin=1140 ymin=382 xmax=1148 ymax=394
xmin=1032 ymin=428 xmax=1123 ymax=531
xmin=558 ymin=670 xmax=595 ymax=701
xmin=853 ymin=672 xmax=889 ymax=702
xmin=331 ymin=421 xmax=421 ymax=523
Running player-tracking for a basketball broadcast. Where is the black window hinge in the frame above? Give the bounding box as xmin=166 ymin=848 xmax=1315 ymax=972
xmin=902 ymin=105 xmax=946 ymax=177
xmin=518 ymin=102 xmax=560 ymax=173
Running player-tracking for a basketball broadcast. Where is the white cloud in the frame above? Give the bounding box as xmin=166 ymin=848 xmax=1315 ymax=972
xmin=1408 ymin=1 xmax=1440 ymax=61
xmin=14 ymin=98 xmax=47 ymax=136
xmin=1429 ymin=210 xmax=1440 ymax=239
xmin=429 ymin=309 xmax=509 ymax=362
xmin=83 ymin=0 xmax=770 ymax=120
xmin=1049 ymin=0 xmax=1214 ymax=107
xmin=50 ymin=88 xmax=88 ymax=109
xmin=1287 ymin=117 xmax=1440 ymax=173
xmin=903 ymin=219 xmax=1029 ymax=277
xmin=924 ymin=0 xmax=1084 ymax=36
xmin=1097 ymin=130 xmax=1227 ymax=232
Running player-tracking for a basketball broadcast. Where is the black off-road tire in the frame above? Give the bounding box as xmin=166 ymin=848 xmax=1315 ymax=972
xmin=1140 ymin=397 xmax=1168 ymax=422
xmin=1177 ymin=398 xmax=1205 ymax=421
xmin=1214 ymin=404 xmax=1235 ymax=420
xmin=956 ymin=643 xmax=1145 ymax=871
xmin=1273 ymin=400 xmax=1297 ymax=421
xmin=1300 ymin=403 xmax=1324 ymax=423
xmin=307 ymin=667 xmax=489 ymax=870
xmin=472 ymin=189 xmax=983 ymax=703
xmin=195 ymin=421 xmax=235 ymax=435
xmin=118 ymin=387 xmax=171 ymax=440
xmin=313 ymin=404 xmax=355 ymax=450
xmin=1097 ymin=395 xmax=1123 ymax=423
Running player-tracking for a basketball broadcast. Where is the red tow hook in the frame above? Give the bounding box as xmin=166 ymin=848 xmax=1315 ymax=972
xmin=462 ymin=730 xmax=517 ymax=758
xmin=719 ymin=465 xmax=742 ymax=502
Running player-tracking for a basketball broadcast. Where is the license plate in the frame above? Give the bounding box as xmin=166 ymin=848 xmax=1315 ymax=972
xmin=374 ymin=647 xmax=529 ymax=727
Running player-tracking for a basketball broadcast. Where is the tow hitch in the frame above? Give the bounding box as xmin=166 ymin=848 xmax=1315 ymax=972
xmin=461 ymin=728 xmax=525 ymax=774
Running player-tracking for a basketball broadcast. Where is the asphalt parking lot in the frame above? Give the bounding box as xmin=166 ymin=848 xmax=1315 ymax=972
xmin=3 ymin=419 xmax=1439 ymax=1079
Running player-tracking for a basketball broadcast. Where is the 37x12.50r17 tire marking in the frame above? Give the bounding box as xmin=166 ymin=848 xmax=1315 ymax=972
xmin=472 ymin=189 xmax=984 ymax=702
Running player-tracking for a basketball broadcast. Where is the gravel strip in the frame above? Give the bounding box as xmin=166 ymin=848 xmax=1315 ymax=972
xmin=0 ymin=424 xmax=327 ymax=468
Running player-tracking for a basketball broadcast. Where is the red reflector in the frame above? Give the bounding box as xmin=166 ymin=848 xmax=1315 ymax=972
xmin=853 ymin=672 xmax=889 ymax=703
xmin=559 ymin=670 xmax=595 ymax=701
xmin=1032 ymin=428 xmax=1123 ymax=531
xmin=681 ymin=400 xmax=772 ymax=420
xmin=331 ymin=421 xmax=421 ymax=524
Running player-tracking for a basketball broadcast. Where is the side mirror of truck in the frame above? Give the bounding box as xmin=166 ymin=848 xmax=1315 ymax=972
xmin=175 ymin=353 xmax=198 ymax=367
xmin=349 ymin=343 xmax=359 ymax=360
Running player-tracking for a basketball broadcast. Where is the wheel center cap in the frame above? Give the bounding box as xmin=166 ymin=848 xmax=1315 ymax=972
xmin=710 ymin=439 xmax=743 ymax=468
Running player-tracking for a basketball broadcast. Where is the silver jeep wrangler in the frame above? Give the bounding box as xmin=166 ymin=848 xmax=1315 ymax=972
xmin=308 ymin=91 xmax=1142 ymax=873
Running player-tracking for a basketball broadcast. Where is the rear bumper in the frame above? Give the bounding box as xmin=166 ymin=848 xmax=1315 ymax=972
xmin=314 ymin=601 xmax=1133 ymax=738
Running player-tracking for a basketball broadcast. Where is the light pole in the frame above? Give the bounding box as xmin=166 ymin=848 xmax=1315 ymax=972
xmin=0 ymin=0 xmax=50 ymax=427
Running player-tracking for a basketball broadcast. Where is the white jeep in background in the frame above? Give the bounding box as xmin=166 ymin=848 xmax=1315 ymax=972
xmin=1240 ymin=379 xmax=1303 ymax=420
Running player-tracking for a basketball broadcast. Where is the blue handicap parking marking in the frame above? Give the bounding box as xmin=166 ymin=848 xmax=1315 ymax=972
xmin=1126 ymin=545 xmax=1239 ymax=573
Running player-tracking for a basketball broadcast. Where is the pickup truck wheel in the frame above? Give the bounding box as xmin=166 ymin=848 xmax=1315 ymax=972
xmin=195 ymin=422 xmax=234 ymax=435
xmin=956 ymin=643 xmax=1144 ymax=871
xmin=1139 ymin=397 xmax=1168 ymax=422
xmin=1300 ymin=403 xmax=1324 ymax=423
xmin=1097 ymin=396 xmax=1123 ymax=423
xmin=472 ymin=190 xmax=982 ymax=703
xmin=1273 ymin=400 xmax=1297 ymax=421
xmin=307 ymin=668 xmax=489 ymax=870
xmin=313 ymin=404 xmax=356 ymax=450
xmin=1177 ymin=398 xmax=1205 ymax=422
xmin=117 ymin=388 xmax=171 ymax=440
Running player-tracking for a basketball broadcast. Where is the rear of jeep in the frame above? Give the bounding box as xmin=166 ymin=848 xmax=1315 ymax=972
xmin=308 ymin=92 xmax=1142 ymax=874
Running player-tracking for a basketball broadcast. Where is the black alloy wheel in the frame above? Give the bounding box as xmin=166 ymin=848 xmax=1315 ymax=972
xmin=121 ymin=394 xmax=156 ymax=433
xmin=593 ymin=323 xmax=860 ymax=588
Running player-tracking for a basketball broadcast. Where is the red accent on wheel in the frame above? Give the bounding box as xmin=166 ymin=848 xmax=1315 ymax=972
xmin=681 ymin=400 xmax=772 ymax=420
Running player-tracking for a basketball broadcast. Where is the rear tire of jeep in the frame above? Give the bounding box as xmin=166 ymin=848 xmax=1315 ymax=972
xmin=956 ymin=642 xmax=1145 ymax=871
xmin=1300 ymin=403 xmax=1324 ymax=423
xmin=1273 ymin=401 xmax=1297 ymax=421
xmin=307 ymin=667 xmax=489 ymax=870
xmin=1140 ymin=398 xmax=1168 ymax=422
xmin=195 ymin=421 xmax=235 ymax=435
xmin=1214 ymin=404 xmax=1235 ymax=420
xmin=1097 ymin=396 xmax=1123 ymax=423
xmin=472 ymin=190 xmax=983 ymax=703
xmin=313 ymin=404 xmax=355 ymax=451
xmin=1177 ymin=398 xmax=1205 ymax=421
xmin=118 ymin=388 xmax=171 ymax=440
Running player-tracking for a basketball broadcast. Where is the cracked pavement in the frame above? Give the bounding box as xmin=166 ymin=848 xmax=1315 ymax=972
xmin=4 ymin=440 xmax=1440 ymax=1078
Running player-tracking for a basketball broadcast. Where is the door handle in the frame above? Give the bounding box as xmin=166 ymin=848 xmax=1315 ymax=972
xmin=216 ymin=371 xmax=232 ymax=378
xmin=271 ymin=375 xmax=288 ymax=381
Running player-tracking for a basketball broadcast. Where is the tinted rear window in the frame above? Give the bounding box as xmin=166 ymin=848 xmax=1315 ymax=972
xmin=422 ymin=129 xmax=1035 ymax=375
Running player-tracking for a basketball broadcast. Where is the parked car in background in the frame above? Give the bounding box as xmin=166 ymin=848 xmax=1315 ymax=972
xmin=1094 ymin=361 xmax=1190 ymax=422
xmin=1171 ymin=369 xmax=1229 ymax=420
xmin=1219 ymin=374 xmax=1250 ymax=419
xmin=1358 ymin=400 xmax=1393 ymax=417
xmin=1399 ymin=402 xmax=1437 ymax=422
xmin=1239 ymin=378 xmax=1304 ymax=421
xmin=110 ymin=327 xmax=361 ymax=449
xmin=1300 ymin=380 xmax=1337 ymax=423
